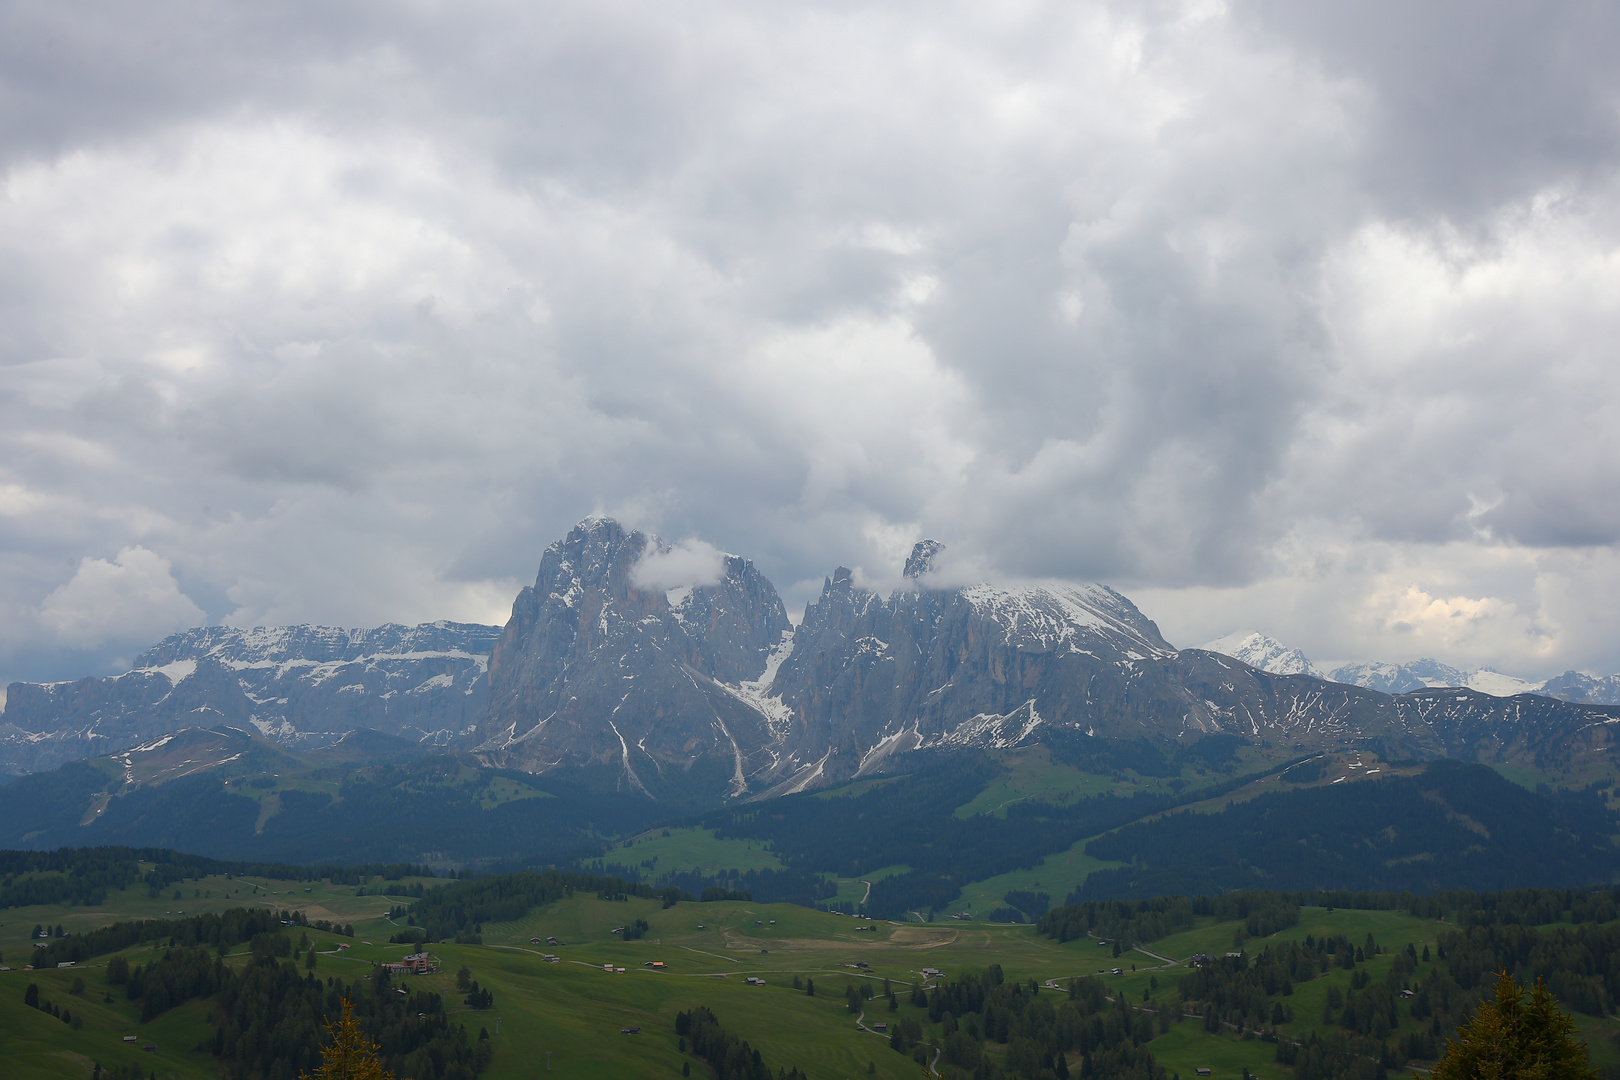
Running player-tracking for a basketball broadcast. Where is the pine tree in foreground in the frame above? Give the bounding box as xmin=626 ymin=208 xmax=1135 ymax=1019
xmin=1431 ymin=969 xmax=1598 ymax=1080
xmin=300 ymin=997 xmax=395 ymax=1080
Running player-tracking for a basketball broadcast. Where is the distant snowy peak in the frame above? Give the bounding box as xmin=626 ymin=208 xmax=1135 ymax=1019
xmin=1327 ymin=658 xmax=1543 ymax=698
xmin=1194 ymin=631 xmax=1323 ymax=678
xmin=1541 ymin=671 xmax=1620 ymax=707
xmin=1462 ymin=669 xmax=1543 ymax=697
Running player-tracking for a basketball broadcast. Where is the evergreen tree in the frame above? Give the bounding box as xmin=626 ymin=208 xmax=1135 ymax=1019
xmin=300 ymin=997 xmax=395 ymax=1080
xmin=1431 ymin=970 xmax=1598 ymax=1080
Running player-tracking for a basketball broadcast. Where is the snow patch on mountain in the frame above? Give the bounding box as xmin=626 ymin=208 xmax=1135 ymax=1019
xmin=722 ymin=630 xmax=796 ymax=737
xmin=937 ymin=699 xmax=1046 ymax=749
xmin=141 ymin=659 xmax=197 ymax=685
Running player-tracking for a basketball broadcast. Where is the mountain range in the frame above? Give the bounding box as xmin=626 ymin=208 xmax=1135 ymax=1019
xmin=0 ymin=621 xmax=497 ymax=778
xmin=1197 ymin=630 xmax=1620 ymax=703
xmin=5 ymin=517 xmax=1620 ymax=806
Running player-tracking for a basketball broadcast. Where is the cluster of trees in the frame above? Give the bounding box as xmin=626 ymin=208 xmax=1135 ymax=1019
xmin=1175 ymin=936 xmax=1386 ymax=1036
xmin=675 ymin=1005 xmax=807 ymax=1080
xmin=403 ymin=870 xmax=688 ymax=941
xmin=221 ymin=962 xmax=485 ymax=1080
xmin=1420 ymin=921 xmax=1620 ymax=1028
xmin=31 ymin=906 xmax=349 ymax=967
xmin=455 ymin=968 xmax=495 ymax=1011
xmin=633 ymin=867 xmax=831 ymax=908
xmin=701 ymin=886 xmax=755 ymax=903
xmin=1038 ymin=893 xmax=1298 ymax=950
xmin=1042 ymin=886 xmax=1620 ymax=955
xmin=898 ymin=965 xmax=1168 ymax=1080
xmin=1407 ymin=888 xmax=1620 ymax=928
xmin=84 ymin=941 xmax=487 ymax=1080
xmin=23 ymin=980 xmax=85 ymax=1030
xmin=1 ymin=849 xmax=146 ymax=908
xmin=1077 ymin=762 xmax=1620 ymax=900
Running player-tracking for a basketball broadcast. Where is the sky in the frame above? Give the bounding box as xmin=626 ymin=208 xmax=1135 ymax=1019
xmin=2 ymin=0 xmax=1619 ymax=685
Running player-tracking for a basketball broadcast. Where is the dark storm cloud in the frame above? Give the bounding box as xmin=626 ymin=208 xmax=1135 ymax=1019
xmin=1232 ymin=0 xmax=1620 ymax=216
xmin=0 ymin=0 xmax=1618 ymax=686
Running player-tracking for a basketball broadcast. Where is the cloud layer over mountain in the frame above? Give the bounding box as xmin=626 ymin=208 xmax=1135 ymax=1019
xmin=2 ymin=0 xmax=1619 ymax=682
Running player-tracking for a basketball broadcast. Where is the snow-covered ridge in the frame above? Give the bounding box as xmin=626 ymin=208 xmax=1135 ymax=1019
xmin=133 ymin=621 xmax=502 ymax=668
xmin=960 ymin=581 xmax=1171 ymax=657
xmin=1328 ymin=657 xmax=1544 ymax=697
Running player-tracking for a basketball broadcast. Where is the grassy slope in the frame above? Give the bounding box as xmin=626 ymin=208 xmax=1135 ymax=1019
xmin=939 ymin=744 xmax=1303 ymax=917
xmin=0 ymin=868 xmax=436 ymax=962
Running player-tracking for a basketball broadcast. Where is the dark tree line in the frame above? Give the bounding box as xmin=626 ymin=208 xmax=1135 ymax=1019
xmin=903 ymin=964 xmax=1167 ymax=1080
xmin=1038 ymin=892 xmax=1299 ymax=949
xmin=31 ymin=905 xmax=352 ymax=967
xmin=404 ymin=869 xmax=688 ymax=940
xmin=1043 ymin=731 xmax=1247 ymax=779
xmin=0 ymin=845 xmax=431 ymax=910
xmin=1040 ymin=885 xmax=1620 ymax=952
xmin=636 ymin=866 xmax=836 ymax=908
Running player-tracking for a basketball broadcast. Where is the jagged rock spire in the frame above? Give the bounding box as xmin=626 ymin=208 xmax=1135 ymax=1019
xmin=904 ymin=540 xmax=945 ymax=579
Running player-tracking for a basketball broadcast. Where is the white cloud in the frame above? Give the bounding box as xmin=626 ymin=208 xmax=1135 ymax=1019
xmin=38 ymin=547 xmax=204 ymax=650
xmin=631 ymin=539 xmax=728 ymax=591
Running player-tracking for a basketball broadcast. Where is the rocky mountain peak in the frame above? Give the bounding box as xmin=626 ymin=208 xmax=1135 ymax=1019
xmin=479 ymin=517 xmax=791 ymax=801
xmin=904 ymin=540 xmax=945 ymax=579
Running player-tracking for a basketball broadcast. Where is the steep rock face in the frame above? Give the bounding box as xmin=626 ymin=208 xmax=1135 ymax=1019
xmin=0 ymin=621 xmax=498 ymax=777
xmin=743 ymin=542 xmax=1620 ymax=794
xmin=479 ymin=518 xmax=792 ymax=802
xmin=754 ymin=550 xmax=1189 ymax=791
